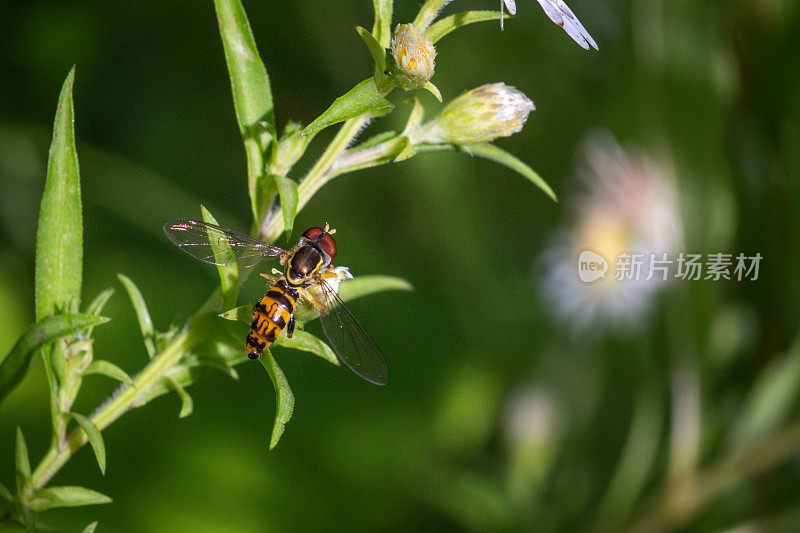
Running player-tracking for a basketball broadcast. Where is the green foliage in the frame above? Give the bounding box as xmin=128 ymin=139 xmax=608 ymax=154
xmin=35 ymin=66 xmax=82 ymax=321
xmin=27 ymin=487 xmax=111 ymax=512
xmin=0 ymin=314 xmax=108 ymax=406
xmin=259 ymin=351 xmax=294 ymax=450
xmin=302 ymin=78 xmax=394 ymax=138
xmin=67 ymin=412 xmax=106 ymax=475
xmin=425 ymin=11 xmax=504 ymax=43
xmin=200 ymin=206 xmax=239 ymax=309
xmin=117 ymin=274 xmax=156 ymax=358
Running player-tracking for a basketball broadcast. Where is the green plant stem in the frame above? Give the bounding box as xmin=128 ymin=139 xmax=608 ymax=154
xmin=30 ymin=329 xmax=191 ymax=490
xmin=260 ymin=117 xmax=367 ymax=241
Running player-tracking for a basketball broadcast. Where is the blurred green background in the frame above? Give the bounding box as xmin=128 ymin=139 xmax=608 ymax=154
xmin=1 ymin=0 xmax=799 ymax=531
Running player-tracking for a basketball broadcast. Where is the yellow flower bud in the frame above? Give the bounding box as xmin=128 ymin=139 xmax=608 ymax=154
xmin=390 ymin=23 xmax=436 ymax=90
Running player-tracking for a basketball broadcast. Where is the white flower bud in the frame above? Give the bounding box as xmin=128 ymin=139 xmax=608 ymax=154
xmin=410 ymin=83 xmax=535 ymax=144
xmin=390 ymin=23 xmax=436 ymax=90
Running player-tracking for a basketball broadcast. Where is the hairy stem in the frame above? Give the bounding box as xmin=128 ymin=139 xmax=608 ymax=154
xmin=30 ymin=329 xmax=192 ymax=490
xmin=260 ymin=117 xmax=367 ymax=241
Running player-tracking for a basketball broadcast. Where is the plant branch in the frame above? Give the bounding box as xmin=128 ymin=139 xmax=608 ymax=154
xmin=30 ymin=329 xmax=192 ymax=490
xmin=260 ymin=116 xmax=367 ymax=241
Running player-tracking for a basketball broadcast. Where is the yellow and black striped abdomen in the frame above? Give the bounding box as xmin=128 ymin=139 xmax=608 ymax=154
xmin=246 ymin=279 xmax=298 ymax=359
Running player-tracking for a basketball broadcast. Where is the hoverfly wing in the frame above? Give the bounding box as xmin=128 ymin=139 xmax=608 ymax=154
xmin=317 ymin=278 xmax=388 ymax=386
xmin=163 ymin=219 xmax=285 ymax=268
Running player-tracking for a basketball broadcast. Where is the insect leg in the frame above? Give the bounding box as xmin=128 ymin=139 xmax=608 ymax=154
xmin=287 ymin=315 xmax=295 ymax=338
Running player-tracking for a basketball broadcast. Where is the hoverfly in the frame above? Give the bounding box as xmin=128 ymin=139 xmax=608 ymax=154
xmin=163 ymin=219 xmax=388 ymax=385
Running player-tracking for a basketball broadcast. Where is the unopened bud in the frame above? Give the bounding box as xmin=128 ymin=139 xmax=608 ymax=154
xmin=390 ymin=23 xmax=436 ymax=90
xmin=410 ymin=83 xmax=535 ymax=144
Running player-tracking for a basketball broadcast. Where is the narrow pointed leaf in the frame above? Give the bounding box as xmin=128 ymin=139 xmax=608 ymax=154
xmin=402 ymin=97 xmax=425 ymax=133
xmin=15 ymin=427 xmax=31 ymax=494
xmin=350 ymin=131 xmax=398 ymax=151
xmin=302 ymin=78 xmax=393 ymax=137
xmin=274 ymin=330 xmax=338 ymax=366
xmin=35 ymin=67 xmax=83 ymax=322
xmin=85 ymin=288 xmax=114 ymax=336
xmin=727 ymin=339 xmax=800 ymax=452
xmin=259 ymin=350 xmax=294 ymax=449
xmin=69 ymin=412 xmax=106 ymax=475
xmin=0 ymin=314 xmax=109 ymax=406
xmin=0 ymin=480 xmax=12 ymax=502
xmin=84 ymin=360 xmax=134 ymax=387
xmin=28 ymin=486 xmax=112 ymax=511
xmin=356 ymin=26 xmax=387 ymax=78
xmin=219 ymin=305 xmax=253 ymax=323
xmin=81 ymin=522 xmax=98 ymax=533
xmin=165 ymin=378 xmax=194 ymax=418
xmin=214 ymin=0 xmax=275 ymax=221
xmin=371 ymin=0 xmax=393 ymax=48
xmin=422 ymin=81 xmax=443 ymax=103
xmin=414 ymin=0 xmax=453 ymax=30
xmin=461 ymin=143 xmax=557 ymax=201
xmin=117 ymin=274 xmax=156 ymax=358
xmin=338 ymin=275 xmax=413 ymax=303
xmin=426 ymin=11 xmax=504 ymax=43
xmin=200 ymin=206 xmax=239 ymax=309
xmin=272 ymin=176 xmax=298 ymax=242
xmin=85 ymin=288 xmax=114 ymax=316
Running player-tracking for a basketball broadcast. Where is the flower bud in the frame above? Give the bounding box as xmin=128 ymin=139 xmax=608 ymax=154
xmin=390 ymin=23 xmax=436 ymax=90
xmin=410 ymin=83 xmax=535 ymax=144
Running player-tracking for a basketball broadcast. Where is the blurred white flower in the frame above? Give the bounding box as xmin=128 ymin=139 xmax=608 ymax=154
xmin=539 ymin=132 xmax=683 ymax=329
xmin=500 ymin=0 xmax=597 ymax=50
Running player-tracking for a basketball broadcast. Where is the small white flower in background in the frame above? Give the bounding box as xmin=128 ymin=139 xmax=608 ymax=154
xmin=391 ymin=23 xmax=437 ymax=90
xmin=539 ymin=132 xmax=683 ymax=329
xmin=408 ymin=83 xmax=535 ymax=144
xmin=501 ymin=0 xmax=598 ymax=50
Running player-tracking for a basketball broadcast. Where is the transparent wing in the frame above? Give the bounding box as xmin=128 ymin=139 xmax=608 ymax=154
xmin=163 ymin=218 xmax=285 ymax=268
xmin=316 ymin=278 xmax=388 ymax=386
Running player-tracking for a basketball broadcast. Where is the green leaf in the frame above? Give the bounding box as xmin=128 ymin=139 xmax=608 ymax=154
xmin=356 ymin=26 xmax=388 ymax=88
xmin=461 ymin=143 xmax=557 ymax=201
xmin=422 ymin=81 xmax=443 ymax=103
xmin=371 ymin=0 xmax=393 ymax=48
xmin=259 ymin=350 xmax=294 ymax=449
xmin=200 ymin=206 xmax=239 ymax=309
xmin=117 ymin=274 xmax=156 ymax=358
xmin=214 ymin=0 xmax=275 ymax=222
xmin=15 ymin=427 xmax=31 ymax=494
xmin=272 ymin=176 xmax=298 ymax=242
xmin=69 ymin=412 xmax=106 ymax=475
xmin=338 ymin=275 xmax=414 ymax=303
xmin=27 ymin=486 xmax=112 ymax=512
xmin=0 ymin=314 xmax=109 ymax=406
xmin=165 ymin=377 xmax=194 ymax=418
xmin=35 ymin=66 xmax=83 ymax=321
xmin=274 ymin=330 xmax=338 ymax=366
xmin=402 ymin=97 xmax=426 ymax=133
xmin=727 ymin=339 xmax=800 ymax=453
xmin=425 ymin=11 xmax=504 ymax=43
xmin=0 ymin=479 xmax=12 ymax=502
xmin=81 ymin=521 xmax=99 ymax=533
xmin=414 ymin=0 xmax=451 ymax=30
xmin=84 ymin=360 xmax=134 ymax=387
xmin=302 ymin=78 xmax=393 ymax=138
xmin=219 ymin=304 xmax=253 ymax=324
xmin=350 ymin=131 xmax=398 ymax=151
xmin=84 ymin=288 xmax=114 ymax=337
xmin=85 ymin=288 xmax=114 ymax=316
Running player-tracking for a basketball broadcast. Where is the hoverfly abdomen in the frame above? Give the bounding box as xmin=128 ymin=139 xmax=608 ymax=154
xmin=246 ymin=279 xmax=299 ymax=360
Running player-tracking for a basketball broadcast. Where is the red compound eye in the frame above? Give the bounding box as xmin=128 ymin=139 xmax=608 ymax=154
xmin=303 ymin=227 xmax=337 ymax=260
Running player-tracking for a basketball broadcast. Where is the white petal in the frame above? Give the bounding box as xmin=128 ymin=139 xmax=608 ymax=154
xmin=534 ymin=0 xmax=598 ymax=50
